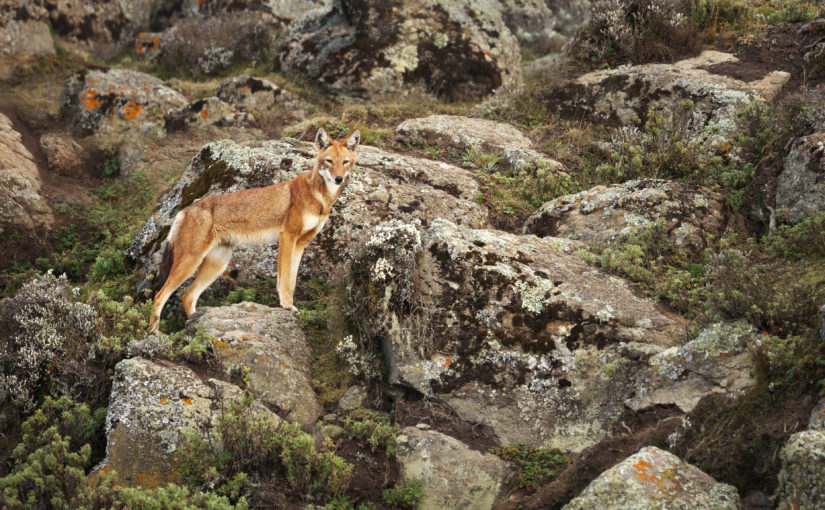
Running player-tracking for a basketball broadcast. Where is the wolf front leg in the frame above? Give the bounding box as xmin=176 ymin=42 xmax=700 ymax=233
xmin=277 ymin=232 xmax=299 ymax=312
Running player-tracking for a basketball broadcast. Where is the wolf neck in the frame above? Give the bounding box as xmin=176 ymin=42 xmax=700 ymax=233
xmin=309 ymin=166 xmax=340 ymax=205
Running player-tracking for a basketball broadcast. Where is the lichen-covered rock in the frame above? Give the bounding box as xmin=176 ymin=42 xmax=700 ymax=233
xmin=216 ymin=75 xmax=304 ymax=115
xmin=180 ymin=0 xmax=326 ymax=20
xmin=563 ymin=446 xmax=740 ymax=509
xmin=59 ymin=69 xmax=187 ymax=136
xmin=524 ymin=179 xmax=727 ymax=257
xmin=349 ymin=218 xmax=686 ymax=451
xmin=39 ymin=133 xmax=88 ymax=177
xmin=0 ymin=20 xmax=54 ymax=79
xmin=775 ymin=430 xmax=825 ymax=510
xmin=809 ymin=397 xmax=825 ymax=431
xmin=626 ymin=320 xmax=759 ymax=413
xmin=188 ymin=302 xmax=323 ymax=428
xmin=495 ymin=0 xmax=590 ymax=52
xmin=776 ymin=132 xmax=825 ymax=222
xmin=280 ymin=0 xmax=521 ymax=101
xmin=338 ymin=385 xmax=369 ymax=411
xmin=127 ymin=138 xmax=487 ymax=298
xmin=395 ymin=114 xmax=563 ymax=172
xmin=37 ymin=0 xmax=174 ymax=44
xmin=395 ymin=426 xmax=508 ymax=510
xmin=100 ymin=357 xmax=278 ymax=487
xmin=552 ymin=50 xmax=789 ymax=135
xmin=0 ymin=112 xmax=54 ymax=240
xmin=164 ymin=97 xmax=254 ymax=132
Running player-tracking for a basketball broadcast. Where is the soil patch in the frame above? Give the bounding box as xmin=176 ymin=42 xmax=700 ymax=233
xmin=335 ymin=437 xmax=399 ymax=509
xmin=521 ymin=405 xmax=683 ymax=510
xmin=395 ymin=400 xmax=501 ymax=453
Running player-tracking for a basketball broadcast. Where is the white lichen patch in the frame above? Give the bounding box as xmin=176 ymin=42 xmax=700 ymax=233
xmin=595 ymin=305 xmax=616 ymax=323
xmin=514 ymin=276 xmax=554 ymax=314
xmin=372 ymin=257 xmax=395 ymax=281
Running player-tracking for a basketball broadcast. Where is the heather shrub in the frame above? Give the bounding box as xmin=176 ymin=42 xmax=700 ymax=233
xmin=0 ymin=273 xmax=98 ymax=423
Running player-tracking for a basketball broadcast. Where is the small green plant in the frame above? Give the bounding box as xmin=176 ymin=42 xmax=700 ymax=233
xmin=340 ymin=409 xmax=399 ymax=456
xmin=461 ymin=148 xmax=500 ymax=172
xmin=489 ymin=443 xmax=570 ymax=492
xmin=382 ymin=478 xmax=425 ymax=509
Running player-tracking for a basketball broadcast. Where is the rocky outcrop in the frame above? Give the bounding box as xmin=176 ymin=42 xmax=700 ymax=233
xmin=348 ymin=218 xmax=686 ymax=452
xmin=188 ymin=302 xmax=324 ymax=428
xmin=280 ymin=0 xmax=521 ymax=101
xmin=495 ymin=0 xmax=590 ymax=52
xmin=38 ymin=0 xmax=174 ymax=44
xmin=100 ymin=356 xmax=278 ymax=488
xmin=59 ymin=69 xmax=187 ymax=136
xmin=216 ymin=75 xmax=304 ymax=115
xmin=776 ymin=132 xmax=825 ymax=222
xmin=524 ymin=179 xmax=727 ymax=257
xmin=0 ymin=20 xmax=54 ymax=79
xmin=0 ymin=112 xmax=54 ymax=241
xmin=127 ymin=138 xmax=487 ymax=298
xmin=179 ymin=0 xmax=326 ymax=20
xmin=552 ymin=50 xmax=789 ymax=135
xmin=395 ymin=426 xmax=508 ymax=510
xmin=164 ymin=97 xmax=253 ymax=132
xmin=775 ymin=430 xmax=825 ymax=510
xmin=563 ymin=446 xmax=740 ymax=509
xmin=396 ymin=114 xmax=563 ymax=172
xmin=626 ymin=320 xmax=759 ymax=413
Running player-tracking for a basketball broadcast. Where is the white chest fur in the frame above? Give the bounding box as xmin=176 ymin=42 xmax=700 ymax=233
xmin=302 ymin=214 xmax=328 ymax=234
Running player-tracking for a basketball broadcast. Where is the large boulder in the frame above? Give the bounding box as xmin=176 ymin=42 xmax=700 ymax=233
xmin=0 ymin=112 xmax=54 ymax=242
xmin=396 ymin=114 xmax=563 ymax=172
xmin=776 ymin=132 xmax=825 ymax=222
xmin=279 ymin=0 xmax=521 ymax=101
xmin=59 ymin=69 xmax=187 ymax=136
xmin=494 ymin=0 xmax=590 ymax=52
xmin=39 ymin=0 xmax=175 ymax=44
xmin=163 ymin=97 xmax=253 ymax=132
xmin=395 ymin=426 xmax=508 ymax=510
xmin=100 ymin=357 xmax=278 ymax=487
xmin=551 ymin=50 xmax=790 ymax=135
xmin=0 ymin=19 xmax=54 ymax=79
xmin=348 ymin=218 xmax=687 ymax=452
xmin=524 ymin=179 xmax=728 ymax=257
xmin=563 ymin=446 xmax=740 ymax=509
xmin=188 ymin=302 xmax=324 ymax=428
xmin=179 ymin=0 xmax=326 ymax=20
xmin=127 ymin=138 xmax=488 ymax=298
xmin=774 ymin=430 xmax=825 ymax=510
xmin=216 ymin=75 xmax=305 ymax=115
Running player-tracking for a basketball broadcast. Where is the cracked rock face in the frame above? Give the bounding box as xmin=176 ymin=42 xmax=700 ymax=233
xmin=563 ymin=446 xmax=740 ymax=509
xmin=100 ymin=357 xmax=278 ymax=487
xmin=188 ymin=302 xmax=323 ymax=428
xmin=280 ymin=0 xmax=521 ymax=101
xmin=59 ymin=69 xmax=187 ymax=136
xmin=349 ymin=218 xmax=687 ymax=452
xmin=776 ymin=132 xmax=825 ymax=222
xmin=524 ymin=179 xmax=728 ymax=257
xmin=551 ymin=50 xmax=790 ymax=136
xmin=775 ymin=430 xmax=825 ymax=510
xmin=0 ymin=112 xmax=54 ymax=240
xmin=395 ymin=426 xmax=508 ymax=510
xmin=127 ymin=138 xmax=487 ymax=298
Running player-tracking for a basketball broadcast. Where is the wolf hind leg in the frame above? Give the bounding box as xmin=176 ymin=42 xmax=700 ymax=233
xmin=181 ymin=244 xmax=233 ymax=316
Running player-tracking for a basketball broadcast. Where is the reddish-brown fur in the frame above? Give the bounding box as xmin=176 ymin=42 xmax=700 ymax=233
xmin=149 ymin=128 xmax=359 ymax=332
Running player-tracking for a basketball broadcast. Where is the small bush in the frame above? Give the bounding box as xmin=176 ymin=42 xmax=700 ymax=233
xmin=489 ymin=443 xmax=570 ymax=493
xmin=382 ymin=478 xmax=425 ymax=509
xmin=340 ymin=409 xmax=399 ymax=456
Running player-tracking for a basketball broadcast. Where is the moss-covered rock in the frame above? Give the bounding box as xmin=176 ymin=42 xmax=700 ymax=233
xmin=775 ymin=430 xmax=825 ymax=510
xmin=563 ymin=446 xmax=740 ymax=509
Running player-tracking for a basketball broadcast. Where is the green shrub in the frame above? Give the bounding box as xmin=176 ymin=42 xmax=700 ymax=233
xmin=382 ymin=479 xmax=425 ymax=509
xmin=340 ymin=409 xmax=399 ymax=457
xmin=489 ymin=443 xmax=570 ymax=492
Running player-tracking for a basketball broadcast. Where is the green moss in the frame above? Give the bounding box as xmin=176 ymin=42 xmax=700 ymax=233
xmin=179 ymin=154 xmax=232 ymax=211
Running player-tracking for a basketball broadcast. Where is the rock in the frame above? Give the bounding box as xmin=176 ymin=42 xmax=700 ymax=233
xmin=188 ymin=302 xmax=324 ymax=428
xmin=776 ymin=132 xmax=825 ymax=222
xmin=164 ymin=97 xmax=254 ymax=132
xmin=338 ymin=385 xmax=369 ymax=411
xmin=59 ymin=68 xmax=187 ymax=136
xmin=127 ymin=138 xmax=487 ymax=298
xmin=395 ymin=427 xmax=508 ymax=510
xmin=216 ymin=75 xmax=304 ymax=115
xmin=0 ymin=112 xmax=54 ymax=241
xmin=775 ymin=430 xmax=825 ymax=510
xmin=524 ymin=179 xmax=727 ymax=257
xmin=494 ymin=0 xmax=590 ymax=53
xmin=563 ymin=446 xmax=740 ymax=509
xmin=280 ymin=0 xmax=521 ymax=101
xmin=552 ymin=50 xmax=790 ymax=135
xmin=626 ymin=320 xmax=759 ymax=413
xmin=349 ymin=218 xmax=686 ymax=452
xmin=180 ymin=0 xmax=327 ymax=20
xmin=0 ymin=20 xmax=54 ymax=79
xmin=39 ymin=133 xmax=87 ymax=177
xmin=809 ymin=397 xmax=825 ymax=431
xmin=820 ymin=304 xmax=825 ymax=343
xmin=39 ymin=0 xmax=173 ymax=44
xmin=100 ymin=356 xmax=278 ymax=487
xmin=395 ymin=114 xmax=563 ymax=172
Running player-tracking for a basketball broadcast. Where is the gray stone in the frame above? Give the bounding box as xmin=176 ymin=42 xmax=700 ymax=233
xmin=809 ymin=397 xmax=825 ymax=431
xmin=395 ymin=427 xmax=508 ymax=510
xmin=775 ymin=430 xmax=825 ymax=510
xmin=39 ymin=133 xmax=86 ymax=177
xmin=164 ymin=97 xmax=254 ymax=132
xmin=338 ymin=385 xmax=369 ymax=411
xmin=563 ymin=446 xmax=740 ymax=509
xmin=776 ymin=132 xmax=825 ymax=222
xmin=188 ymin=302 xmax=324 ymax=428
xmin=494 ymin=0 xmax=590 ymax=52
xmin=0 ymin=20 xmax=54 ymax=78
xmin=216 ymin=75 xmax=304 ymax=114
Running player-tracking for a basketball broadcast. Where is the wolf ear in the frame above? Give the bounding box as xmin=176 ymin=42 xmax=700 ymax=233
xmin=345 ymin=129 xmax=361 ymax=151
xmin=315 ymin=128 xmax=331 ymax=150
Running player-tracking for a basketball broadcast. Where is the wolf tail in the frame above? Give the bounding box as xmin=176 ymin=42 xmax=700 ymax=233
xmin=156 ymin=242 xmax=174 ymax=291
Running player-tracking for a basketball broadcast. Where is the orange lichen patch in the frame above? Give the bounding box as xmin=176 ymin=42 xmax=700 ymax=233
xmin=716 ymin=352 xmax=728 ymax=360
xmin=243 ymin=86 xmax=251 ymax=93
xmin=138 ymin=475 xmax=145 ymax=481
xmin=444 ymin=357 xmax=452 ymax=368
xmin=100 ymin=465 xmax=108 ymax=473
xmin=160 ymin=397 xmax=168 ymax=404
xmin=123 ymin=101 xmax=142 ymax=120
xmin=181 ymin=398 xmax=193 ymax=405
xmin=632 ymin=459 xmax=658 ymax=482
xmin=281 ymin=364 xmax=287 ymax=369
xmin=83 ymin=87 xmax=104 ymax=110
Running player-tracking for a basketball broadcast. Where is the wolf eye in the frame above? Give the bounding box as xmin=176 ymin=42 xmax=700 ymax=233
xmin=325 ymin=158 xmax=333 ymax=164
xmin=343 ymin=159 xmax=350 ymax=165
